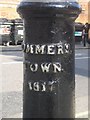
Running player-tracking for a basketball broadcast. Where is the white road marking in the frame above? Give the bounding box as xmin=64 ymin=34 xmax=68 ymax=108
xmin=75 ymin=57 xmax=90 ymax=60
xmin=75 ymin=53 xmax=82 ymax=56
xmin=76 ymin=111 xmax=89 ymax=118
xmin=2 ymin=61 xmax=23 ymax=65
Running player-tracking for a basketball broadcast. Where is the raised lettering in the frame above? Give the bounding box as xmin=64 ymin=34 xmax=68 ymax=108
xmin=47 ymin=45 xmax=55 ymax=54
xmin=30 ymin=45 xmax=34 ymax=54
xmin=30 ymin=63 xmax=38 ymax=72
xmin=41 ymin=82 xmax=46 ymax=92
xmin=53 ymin=63 xmax=62 ymax=73
xmin=33 ymin=82 xmax=39 ymax=91
xmin=35 ymin=45 xmax=45 ymax=54
xmin=64 ymin=43 xmax=70 ymax=53
xmin=28 ymin=81 xmax=58 ymax=92
xmin=22 ymin=42 xmax=71 ymax=55
xmin=41 ymin=63 xmax=51 ymax=73
xmin=26 ymin=44 xmax=30 ymax=53
xmin=48 ymin=81 xmax=57 ymax=92
xmin=28 ymin=82 xmax=33 ymax=90
xmin=57 ymin=44 xmax=64 ymax=54
xmin=26 ymin=62 xmax=62 ymax=73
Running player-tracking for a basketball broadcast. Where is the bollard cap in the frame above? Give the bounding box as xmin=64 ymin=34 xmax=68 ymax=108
xmin=17 ymin=0 xmax=81 ymax=20
xmin=20 ymin=0 xmax=79 ymax=2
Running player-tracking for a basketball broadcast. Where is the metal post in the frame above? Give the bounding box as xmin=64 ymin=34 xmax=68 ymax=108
xmin=10 ymin=20 xmax=15 ymax=45
xmin=17 ymin=0 xmax=81 ymax=118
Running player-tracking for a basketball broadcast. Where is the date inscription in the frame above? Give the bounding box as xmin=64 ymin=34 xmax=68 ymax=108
xmin=23 ymin=41 xmax=72 ymax=92
xmin=28 ymin=81 xmax=58 ymax=92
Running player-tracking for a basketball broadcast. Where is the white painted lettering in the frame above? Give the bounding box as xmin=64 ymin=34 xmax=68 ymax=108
xmin=64 ymin=43 xmax=70 ymax=53
xmin=53 ymin=63 xmax=62 ymax=73
xmin=22 ymin=42 xmax=71 ymax=55
xmin=28 ymin=82 xmax=33 ymax=90
xmin=41 ymin=63 xmax=51 ymax=73
xmin=33 ymin=82 xmax=39 ymax=91
xmin=28 ymin=81 xmax=58 ymax=92
xmin=30 ymin=45 xmax=34 ymax=54
xmin=26 ymin=44 xmax=30 ymax=53
xmin=57 ymin=44 xmax=64 ymax=54
xmin=47 ymin=45 xmax=55 ymax=54
xmin=35 ymin=45 xmax=46 ymax=54
xmin=30 ymin=63 xmax=38 ymax=72
xmin=27 ymin=62 xmax=62 ymax=73
xmin=48 ymin=81 xmax=56 ymax=92
xmin=41 ymin=82 xmax=46 ymax=92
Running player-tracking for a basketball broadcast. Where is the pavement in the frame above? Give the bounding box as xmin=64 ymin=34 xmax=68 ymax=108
xmin=75 ymin=42 xmax=90 ymax=49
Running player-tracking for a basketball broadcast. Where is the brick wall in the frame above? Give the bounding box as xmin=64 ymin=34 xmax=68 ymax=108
xmin=75 ymin=0 xmax=90 ymax=24
xmin=0 ymin=0 xmax=90 ymax=24
xmin=0 ymin=0 xmax=20 ymax=19
xmin=0 ymin=7 xmax=20 ymax=19
xmin=88 ymin=1 xmax=90 ymax=23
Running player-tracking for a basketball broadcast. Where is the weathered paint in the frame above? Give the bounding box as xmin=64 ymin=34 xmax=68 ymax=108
xmin=17 ymin=0 xmax=81 ymax=118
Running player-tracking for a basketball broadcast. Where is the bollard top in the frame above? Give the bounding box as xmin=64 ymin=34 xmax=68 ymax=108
xmin=17 ymin=0 xmax=81 ymax=20
xmin=20 ymin=0 xmax=78 ymax=2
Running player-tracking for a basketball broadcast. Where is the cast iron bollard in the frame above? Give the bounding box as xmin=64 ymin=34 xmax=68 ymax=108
xmin=17 ymin=0 xmax=81 ymax=118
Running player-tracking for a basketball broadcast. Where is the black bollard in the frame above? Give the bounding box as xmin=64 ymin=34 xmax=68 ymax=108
xmin=10 ymin=20 xmax=15 ymax=45
xmin=17 ymin=0 xmax=81 ymax=118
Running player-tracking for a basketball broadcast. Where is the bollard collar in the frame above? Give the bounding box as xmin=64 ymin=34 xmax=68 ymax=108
xmin=17 ymin=0 xmax=81 ymax=20
xmin=20 ymin=0 xmax=78 ymax=2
